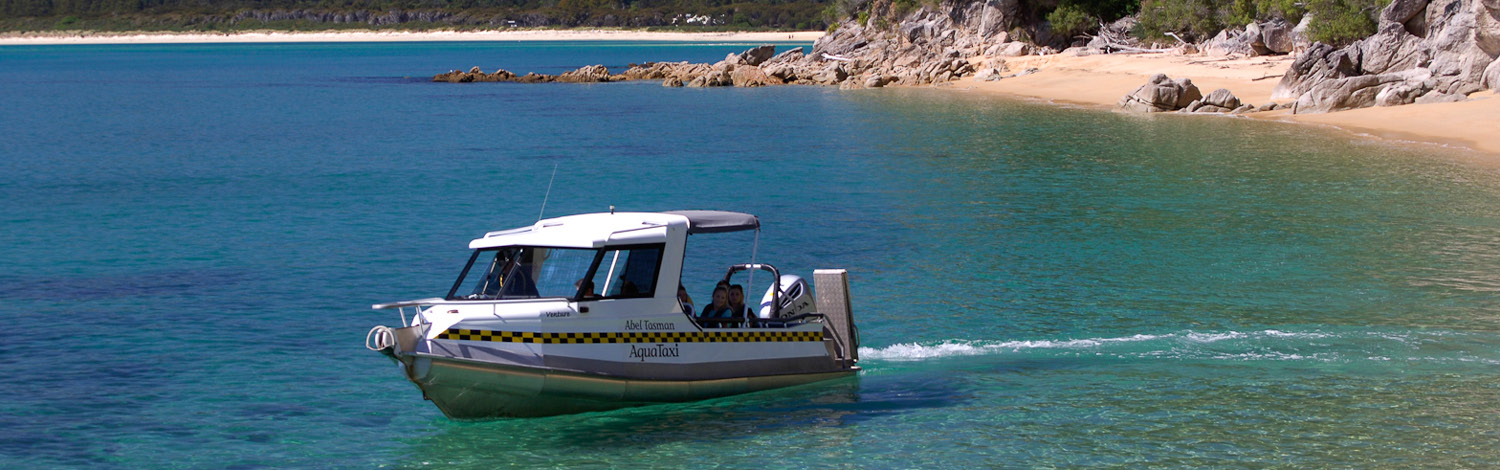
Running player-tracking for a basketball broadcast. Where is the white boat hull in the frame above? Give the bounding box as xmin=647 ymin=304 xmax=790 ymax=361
xmin=382 ymin=324 xmax=857 ymax=418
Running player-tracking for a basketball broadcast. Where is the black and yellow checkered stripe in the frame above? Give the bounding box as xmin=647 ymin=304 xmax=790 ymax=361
xmin=436 ymin=328 xmax=824 ymax=344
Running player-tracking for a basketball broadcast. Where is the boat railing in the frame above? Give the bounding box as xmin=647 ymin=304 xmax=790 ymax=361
xmin=694 ymin=312 xmax=824 ymax=329
xmin=372 ymin=297 xmax=444 ymax=328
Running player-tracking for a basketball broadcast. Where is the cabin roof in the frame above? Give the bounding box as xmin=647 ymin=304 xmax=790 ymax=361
xmin=663 ymin=210 xmax=759 ymax=234
xmin=468 ymin=210 xmax=757 ymax=250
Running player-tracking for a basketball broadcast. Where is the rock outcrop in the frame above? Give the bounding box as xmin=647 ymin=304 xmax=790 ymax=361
xmin=1117 ymin=74 xmax=1203 ymax=112
xmin=1204 ymin=18 xmax=1307 ymax=57
xmin=1183 ymin=88 xmax=1247 ymax=113
xmin=1272 ymin=0 xmax=1500 ymax=113
xmin=433 ymin=0 xmax=1035 ymax=89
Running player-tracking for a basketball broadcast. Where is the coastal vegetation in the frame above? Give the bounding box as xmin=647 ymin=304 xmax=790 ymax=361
xmin=1137 ymin=0 xmax=1390 ymax=43
xmin=0 ymin=0 xmax=1392 ymax=46
xmin=0 ymin=0 xmax=834 ymax=32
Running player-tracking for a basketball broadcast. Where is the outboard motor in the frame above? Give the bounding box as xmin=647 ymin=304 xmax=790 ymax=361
xmin=759 ymin=274 xmax=814 ymax=319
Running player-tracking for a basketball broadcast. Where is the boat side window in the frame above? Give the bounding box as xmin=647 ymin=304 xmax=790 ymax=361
xmin=581 ymin=245 xmax=663 ymax=299
xmin=447 ymin=247 xmax=599 ymax=301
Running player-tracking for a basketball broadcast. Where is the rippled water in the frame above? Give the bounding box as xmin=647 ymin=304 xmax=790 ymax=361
xmin=4 ymin=41 xmax=1500 ymax=468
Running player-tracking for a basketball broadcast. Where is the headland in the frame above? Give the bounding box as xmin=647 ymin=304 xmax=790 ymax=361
xmin=0 ymin=29 xmax=824 ymax=46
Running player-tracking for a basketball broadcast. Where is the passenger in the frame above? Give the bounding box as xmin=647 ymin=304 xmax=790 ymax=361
xmin=698 ymin=285 xmax=732 ymax=319
xmin=728 ymin=284 xmax=749 ymax=319
xmin=677 ymin=285 xmax=694 ymax=314
xmin=575 ymin=279 xmax=597 ymax=299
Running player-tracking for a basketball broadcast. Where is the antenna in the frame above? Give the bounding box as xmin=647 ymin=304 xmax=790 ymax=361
xmin=538 ymin=163 xmax=558 ymax=221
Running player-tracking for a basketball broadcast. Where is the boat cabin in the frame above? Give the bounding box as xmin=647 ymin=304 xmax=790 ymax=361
xmin=442 ymin=210 xmax=804 ymax=326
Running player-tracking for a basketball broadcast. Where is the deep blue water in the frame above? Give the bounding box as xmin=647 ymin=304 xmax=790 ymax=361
xmin=4 ymin=41 xmax=1500 ymax=468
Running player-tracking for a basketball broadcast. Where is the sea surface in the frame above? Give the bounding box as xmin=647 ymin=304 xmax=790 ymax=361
xmin=4 ymin=41 xmax=1500 ymax=469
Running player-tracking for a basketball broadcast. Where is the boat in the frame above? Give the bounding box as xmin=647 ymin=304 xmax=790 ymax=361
xmin=365 ymin=210 xmax=860 ymax=418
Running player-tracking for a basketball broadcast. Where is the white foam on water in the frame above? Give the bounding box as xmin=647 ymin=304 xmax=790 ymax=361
xmin=860 ymin=333 xmax=1165 ymax=361
xmin=857 ymin=329 xmax=1407 ymax=363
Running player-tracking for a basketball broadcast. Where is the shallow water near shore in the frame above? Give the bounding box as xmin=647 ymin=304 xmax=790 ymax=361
xmin=4 ymin=41 xmax=1500 ymax=468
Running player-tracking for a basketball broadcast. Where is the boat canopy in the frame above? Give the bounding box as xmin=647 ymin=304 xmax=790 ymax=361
xmin=469 ymin=212 xmax=683 ymax=250
xmin=664 ymin=210 xmax=759 ymax=234
xmin=467 ymin=210 xmax=756 ymax=250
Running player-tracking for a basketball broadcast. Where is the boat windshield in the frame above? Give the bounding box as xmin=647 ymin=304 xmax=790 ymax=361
xmin=446 ymin=244 xmax=664 ymax=301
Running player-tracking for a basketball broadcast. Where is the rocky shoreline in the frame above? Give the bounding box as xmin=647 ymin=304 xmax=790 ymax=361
xmin=433 ymin=0 xmax=1498 ymax=121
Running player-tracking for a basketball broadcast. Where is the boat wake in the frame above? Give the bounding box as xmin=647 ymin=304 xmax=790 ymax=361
xmin=858 ymin=329 xmax=1500 ymax=365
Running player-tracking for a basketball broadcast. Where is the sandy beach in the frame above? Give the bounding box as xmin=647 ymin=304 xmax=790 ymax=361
xmin=5 ymin=29 xmax=1495 ymax=157
xmin=957 ymin=52 xmax=1500 ymax=157
xmin=0 ymin=29 xmax=825 ymax=45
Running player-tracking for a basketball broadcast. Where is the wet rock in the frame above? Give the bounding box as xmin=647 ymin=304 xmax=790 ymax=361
xmin=1118 ymin=74 xmax=1203 ymax=112
xmin=730 ymin=66 xmax=773 ymax=87
xmin=686 ymin=69 xmax=732 ymax=87
xmin=1189 ymin=88 xmax=1242 ymax=112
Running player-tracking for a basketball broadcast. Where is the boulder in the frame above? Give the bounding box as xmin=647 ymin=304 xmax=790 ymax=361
xmin=1204 ymin=28 xmax=1256 ymax=56
xmin=736 ymin=45 xmax=778 ymax=66
xmin=730 ymin=66 xmax=772 ymax=87
xmin=620 ymin=61 xmax=687 ymax=80
xmin=1375 ymin=84 xmax=1423 ymax=106
xmin=997 ymin=42 xmax=1032 ymax=57
xmin=1261 ymin=19 xmax=1295 ymax=54
xmin=1380 ymin=0 xmax=1429 ymax=28
xmin=1414 ymin=90 xmax=1468 ymax=103
xmin=1292 ymin=70 xmax=1429 ymax=113
xmin=765 ymin=47 xmax=804 ymax=65
xmin=974 ymin=68 xmax=1004 ymax=81
xmin=1245 ymin=22 xmax=1272 ymax=55
xmin=816 ymin=64 xmax=849 ymax=84
xmin=1484 ymin=57 xmax=1500 ymax=89
xmin=686 ymin=69 xmax=732 ymax=87
xmin=1291 ymin=15 xmax=1313 ymax=52
xmin=1190 ymin=88 xmax=1243 ymax=112
xmin=864 ymin=74 xmax=889 ymax=88
xmin=1117 ymin=74 xmax=1203 ymax=112
xmin=1272 ymin=42 xmax=1361 ymax=100
xmin=662 ymin=77 xmax=684 ymax=87
xmin=1356 ymin=23 xmax=1430 ymax=75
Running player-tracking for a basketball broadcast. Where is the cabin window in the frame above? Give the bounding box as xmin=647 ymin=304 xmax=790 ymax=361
xmin=448 ymin=247 xmax=598 ymax=300
xmin=581 ymin=245 xmax=663 ymax=299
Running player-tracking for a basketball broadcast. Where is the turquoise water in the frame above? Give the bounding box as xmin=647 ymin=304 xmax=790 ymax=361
xmin=4 ymin=41 xmax=1500 ymax=468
